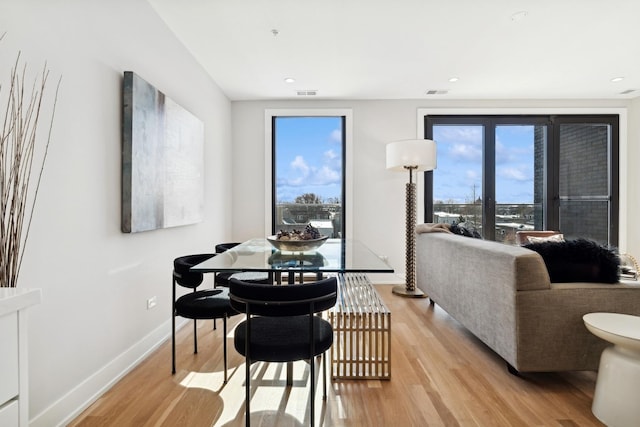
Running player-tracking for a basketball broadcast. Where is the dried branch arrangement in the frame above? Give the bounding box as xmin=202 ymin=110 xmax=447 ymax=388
xmin=0 ymin=34 xmax=60 ymax=287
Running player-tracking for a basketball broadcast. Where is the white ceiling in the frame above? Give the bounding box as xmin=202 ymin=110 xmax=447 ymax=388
xmin=149 ymin=0 xmax=640 ymax=101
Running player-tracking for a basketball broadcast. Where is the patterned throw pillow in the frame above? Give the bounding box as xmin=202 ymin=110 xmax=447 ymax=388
xmin=526 ymin=233 xmax=565 ymax=244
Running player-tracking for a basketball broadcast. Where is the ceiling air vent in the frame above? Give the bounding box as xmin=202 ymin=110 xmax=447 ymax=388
xmin=296 ymin=90 xmax=317 ymax=96
xmin=620 ymin=89 xmax=636 ymax=95
xmin=425 ymin=90 xmax=448 ymax=95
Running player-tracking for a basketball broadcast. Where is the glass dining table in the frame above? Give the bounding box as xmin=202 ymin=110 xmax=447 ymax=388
xmin=190 ymin=237 xmax=394 ymax=282
xmin=191 ymin=237 xmax=394 ymax=383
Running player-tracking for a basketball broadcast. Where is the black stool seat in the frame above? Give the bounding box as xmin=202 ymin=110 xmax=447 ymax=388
xmin=175 ymin=288 xmax=238 ymax=320
xmin=215 ymin=271 xmax=271 ymax=287
xmin=234 ymin=315 xmax=333 ymax=362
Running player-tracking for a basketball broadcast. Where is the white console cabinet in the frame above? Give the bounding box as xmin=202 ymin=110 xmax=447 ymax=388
xmin=0 ymin=289 xmax=41 ymax=427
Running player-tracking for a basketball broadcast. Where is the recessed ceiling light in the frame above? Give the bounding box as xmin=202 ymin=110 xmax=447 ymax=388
xmin=284 ymin=77 xmax=296 ymax=83
xmin=511 ymin=11 xmax=528 ymax=21
xmin=611 ymin=77 xmax=625 ymax=83
xmin=448 ymin=77 xmax=459 ymax=83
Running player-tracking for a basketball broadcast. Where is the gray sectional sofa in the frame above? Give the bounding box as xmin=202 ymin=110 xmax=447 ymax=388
xmin=415 ymin=230 xmax=640 ymax=373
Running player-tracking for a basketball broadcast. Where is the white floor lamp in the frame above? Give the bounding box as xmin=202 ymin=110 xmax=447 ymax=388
xmin=386 ymin=139 xmax=437 ymax=298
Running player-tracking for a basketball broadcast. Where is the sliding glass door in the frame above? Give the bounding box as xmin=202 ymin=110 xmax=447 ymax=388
xmin=425 ymin=115 xmax=618 ymax=246
xmin=427 ymin=117 xmax=547 ymax=243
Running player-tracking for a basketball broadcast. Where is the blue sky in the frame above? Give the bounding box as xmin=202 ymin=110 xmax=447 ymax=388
xmin=274 ymin=116 xmax=343 ymax=203
xmin=433 ymin=125 xmax=536 ymax=204
xmin=274 ymin=118 xmax=535 ymax=205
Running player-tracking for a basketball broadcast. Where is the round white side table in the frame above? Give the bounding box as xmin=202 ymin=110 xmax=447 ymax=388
xmin=583 ymin=312 xmax=640 ymax=427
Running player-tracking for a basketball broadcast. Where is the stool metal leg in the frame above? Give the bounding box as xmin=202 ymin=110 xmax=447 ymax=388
xmin=172 ymin=278 xmax=177 ymax=374
xmin=322 ymin=353 xmax=327 ymax=400
xmin=245 ymin=318 xmax=252 ymax=427
xmin=193 ymin=319 xmax=198 ymax=353
xmin=310 ymin=353 xmax=315 ymax=427
xmin=171 ymin=313 xmax=176 ymax=374
xmin=223 ymin=316 xmax=228 ymax=384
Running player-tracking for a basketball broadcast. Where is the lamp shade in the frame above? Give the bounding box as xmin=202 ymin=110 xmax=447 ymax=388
xmin=386 ymin=139 xmax=437 ymax=172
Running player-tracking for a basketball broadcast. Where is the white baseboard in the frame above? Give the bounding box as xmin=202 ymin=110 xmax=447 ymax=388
xmin=30 ymin=318 xmax=187 ymax=427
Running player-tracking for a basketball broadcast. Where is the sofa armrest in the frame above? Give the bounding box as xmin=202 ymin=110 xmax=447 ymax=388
xmin=515 ymin=282 xmax=640 ymax=371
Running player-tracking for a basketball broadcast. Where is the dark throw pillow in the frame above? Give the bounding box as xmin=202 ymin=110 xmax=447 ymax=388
xmin=524 ymin=238 xmax=620 ymax=283
xmin=450 ymin=222 xmax=482 ymax=239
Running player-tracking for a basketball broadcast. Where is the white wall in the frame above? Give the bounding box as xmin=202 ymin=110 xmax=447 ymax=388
xmin=1 ymin=1 xmax=232 ymax=425
xmin=232 ymin=99 xmax=636 ymax=284
xmin=628 ymin=99 xmax=640 ymax=257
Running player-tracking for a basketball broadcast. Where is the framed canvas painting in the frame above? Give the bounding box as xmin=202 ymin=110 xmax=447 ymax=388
xmin=122 ymin=71 xmax=204 ymax=233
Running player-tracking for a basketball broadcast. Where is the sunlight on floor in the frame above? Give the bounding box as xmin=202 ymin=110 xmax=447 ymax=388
xmin=180 ymin=358 xmax=329 ymax=426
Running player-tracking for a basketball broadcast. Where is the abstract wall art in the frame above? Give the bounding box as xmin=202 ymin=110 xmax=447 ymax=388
xmin=122 ymin=71 xmax=204 ymax=233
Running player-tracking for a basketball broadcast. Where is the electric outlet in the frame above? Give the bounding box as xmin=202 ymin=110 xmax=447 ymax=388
xmin=147 ymin=296 xmax=157 ymax=310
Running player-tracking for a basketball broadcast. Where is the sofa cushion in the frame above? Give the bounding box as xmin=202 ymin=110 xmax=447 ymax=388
xmin=524 ymin=238 xmax=619 ymax=283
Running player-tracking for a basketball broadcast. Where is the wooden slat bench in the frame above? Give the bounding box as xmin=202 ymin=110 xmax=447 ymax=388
xmin=329 ymin=273 xmax=391 ymax=379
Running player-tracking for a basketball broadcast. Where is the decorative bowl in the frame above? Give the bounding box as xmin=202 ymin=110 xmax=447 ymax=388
xmin=266 ymin=235 xmax=328 ymax=252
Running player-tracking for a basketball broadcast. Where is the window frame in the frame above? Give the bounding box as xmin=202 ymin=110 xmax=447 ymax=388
xmin=420 ymin=111 xmax=621 ymax=246
xmin=264 ymin=109 xmax=353 ymax=238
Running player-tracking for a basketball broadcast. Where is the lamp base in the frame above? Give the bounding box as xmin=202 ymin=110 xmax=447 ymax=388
xmin=392 ymin=285 xmax=427 ymax=298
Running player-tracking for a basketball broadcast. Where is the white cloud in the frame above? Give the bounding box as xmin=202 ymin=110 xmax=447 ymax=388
xmin=451 ymin=143 xmax=482 ymax=161
xmin=324 ymin=149 xmax=338 ymax=161
xmin=314 ymin=165 xmax=341 ymax=184
xmin=465 ymin=169 xmax=480 ymax=181
xmin=495 ymin=140 xmax=509 ymax=163
xmin=329 ymin=128 xmax=342 ymax=143
xmin=291 ymin=155 xmax=310 ymax=175
xmin=439 ymin=126 xmax=482 ymax=142
xmin=280 ymin=155 xmax=341 ymax=188
xmin=496 ymin=139 xmax=534 ymax=164
xmin=498 ymin=166 xmax=531 ymax=182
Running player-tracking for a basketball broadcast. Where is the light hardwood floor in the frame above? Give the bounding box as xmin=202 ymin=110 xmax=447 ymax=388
xmin=68 ymin=285 xmax=604 ymax=426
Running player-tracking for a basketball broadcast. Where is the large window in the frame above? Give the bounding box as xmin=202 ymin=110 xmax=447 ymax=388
xmin=425 ymin=115 xmax=619 ymax=246
xmin=271 ymin=115 xmax=346 ymax=238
